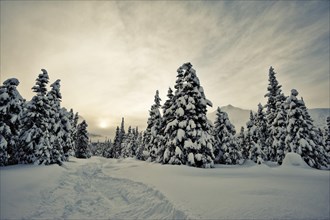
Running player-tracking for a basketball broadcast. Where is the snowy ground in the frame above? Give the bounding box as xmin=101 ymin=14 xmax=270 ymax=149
xmin=1 ymin=155 xmax=329 ymax=220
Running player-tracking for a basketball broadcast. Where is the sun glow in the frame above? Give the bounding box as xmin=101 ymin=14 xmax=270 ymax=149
xmin=99 ymin=121 xmax=108 ymax=129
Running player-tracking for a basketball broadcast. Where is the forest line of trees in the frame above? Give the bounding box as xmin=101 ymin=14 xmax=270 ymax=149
xmin=1 ymin=63 xmax=329 ymax=169
xmin=90 ymin=63 xmax=330 ymax=169
xmin=0 ymin=69 xmax=90 ymax=166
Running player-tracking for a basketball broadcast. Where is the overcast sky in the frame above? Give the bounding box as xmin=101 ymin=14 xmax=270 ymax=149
xmin=1 ymin=1 xmax=329 ymax=140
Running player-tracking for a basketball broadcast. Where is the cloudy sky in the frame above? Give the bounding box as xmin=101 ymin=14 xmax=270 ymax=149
xmin=1 ymin=1 xmax=329 ymax=140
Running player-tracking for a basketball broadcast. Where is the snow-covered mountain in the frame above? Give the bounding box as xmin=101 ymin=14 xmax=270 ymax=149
xmin=208 ymin=105 xmax=329 ymax=131
xmin=308 ymin=108 xmax=329 ymax=129
xmin=208 ymin=105 xmax=252 ymax=130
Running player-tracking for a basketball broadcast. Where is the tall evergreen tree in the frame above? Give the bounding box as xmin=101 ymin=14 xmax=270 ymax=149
xmin=264 ymin=67 xmax=286 ymax=161
xmin=143 ymin=90 xmax=162 ymax=161
xmin=75 ymin=120 xmax=91 ymax=158
xmin=245 ymin=111 xmax=255 ymax=160
xmin=131 ymin=127 xmax=139 ymax=157
xmin=17 ymin=69 xmax=52 ymax=165
xmin=214 ymin=107 xmax=241 ymax=164
xmin=47 ymin=79 xmax=64 ymax=165
xmin=60 ymin=108 xmax=74 ymax=160
xmin=158 ymin=87 xmax=175 ymax=163
xmin=161 ymin=63 xmax=214 ymax=168
xmin=71 ymin=111 xmax=79 ymax=154
xmin=0 ymin=78 xmax=24 ymax=165
xmin=264 ymin=67 xmax=285 ymax=124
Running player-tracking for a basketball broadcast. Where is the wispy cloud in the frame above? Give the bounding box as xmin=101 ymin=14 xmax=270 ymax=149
xmin=1 ymin=1 xmax=329 ymax=138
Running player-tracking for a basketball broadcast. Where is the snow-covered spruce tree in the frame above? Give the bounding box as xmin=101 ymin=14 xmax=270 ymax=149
xmin=112 ymin=118 xmax=125 ymax=158
xmin=71 ymin=111 xmax=79 ymax=154
xmin=158 ymin=87 xmax=175 ymax=163
xmin=270 ymin=102 xmax=287 ymax=165
xmin=256 ymin=104 xmax=269 ymax=160
xmin=264 ymin=66 xmax=286 ymax=161
xmin=285 ymin=89 xmax=327 ymax=169
xmin=75 ymin=120 xmax=91 ymax=159
xmin=112 ymin=126 xmax=121 ymax=158
xmin=0 ymin=78 xmax=24 ymax=165
xmin=131 ymin=127 xmax=139 ymax=157
xmin=60 ymin=108 xmax=75 ymax=159
xmin=301 ymin=98 xmax=328 ymax=167
xmin=214 ymin=107 xmax=241 ymax=165
xmin=135 ymin=131 xmax=144 ymax=160
xmin=121 ymin=126 xmax=134 ymax=158
xmin=102 ymin=139 xmax=113 ymax=158
xmin=143 ymin=90 xmax=162 ymax=162
xmin=244 ymin=111 xmax=255 ymax=160
xmin=237 ymin=126 xmax=248 ymax=160
xmin=47 ymin=79 xmax=64 ymax=165
xmin=161 ymin=63 xmax=215 ymax=168
xmin=17 ymin=69 xmax=53 ymax=165
xmin=249 ymin=103 xmax=268 ymax=164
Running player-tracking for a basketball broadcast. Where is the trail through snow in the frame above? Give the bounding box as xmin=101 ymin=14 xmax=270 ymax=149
xmin=1 ymin=159 xmax=187 ymax=220
xmin=1 ymin=156 xmax=329 ymax=219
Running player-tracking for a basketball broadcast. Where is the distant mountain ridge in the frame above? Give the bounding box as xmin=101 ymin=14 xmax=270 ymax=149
xmin=208 ymin=105 xmax=329 ymax=131
xmin=207 ymin=105 xmax=252 ymax=130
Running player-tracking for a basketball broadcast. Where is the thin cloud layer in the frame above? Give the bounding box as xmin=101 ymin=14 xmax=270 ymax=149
xmin=1 ymin=1 xmax=329 ymax=138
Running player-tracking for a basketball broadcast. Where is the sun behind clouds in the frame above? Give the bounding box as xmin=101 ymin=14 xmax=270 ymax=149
xmin=99 ymin=120 xmax=108 ymax=129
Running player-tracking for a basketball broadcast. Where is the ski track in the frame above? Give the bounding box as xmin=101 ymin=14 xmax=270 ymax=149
xmin=25 ymin=161 xmax=187 ymax=220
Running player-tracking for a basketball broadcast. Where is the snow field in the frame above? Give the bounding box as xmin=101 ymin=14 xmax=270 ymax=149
xmin=1 ymin=155 xmax=329 ymax=219
xmin=101 ymin=157 xmax=330 ymax=220
xmin=1 ymin=158 xmax=186 ymax=219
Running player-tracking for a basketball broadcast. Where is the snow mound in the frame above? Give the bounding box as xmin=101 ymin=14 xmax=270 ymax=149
xmin=282 ymin=153 xmax=310 ymax=168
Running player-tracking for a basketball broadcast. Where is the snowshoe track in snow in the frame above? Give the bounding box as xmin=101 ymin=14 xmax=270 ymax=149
xmin=27 ymin=162 xmax=187 ymax=219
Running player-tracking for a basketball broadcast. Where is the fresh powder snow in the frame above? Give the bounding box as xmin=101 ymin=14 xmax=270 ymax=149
xmin=1 ymin=155 xmax=329 ymax=219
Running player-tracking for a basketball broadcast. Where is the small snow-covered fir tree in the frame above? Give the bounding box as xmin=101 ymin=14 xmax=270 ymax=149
xmin=214 ymin=107 xmax=241 ymax=164
xmin=135 ymin=131 xmax=144 ymax=160
xmin=285 ymin=89 xmax=327 ymax=169
xmin=121 ymin=126 xmax=135 ymax=158
xmin=112 ymin=118 xmax=126 ymax=158
xmin=112 ymin=126 xmax=121 ymax=158
xmin=17 ymin=69 xmax=52 ymax=165
xmin=237 ymin=127 xmax=248 ymax=160
xmin=102 ymin=139 xmax=113 ymax=158
xmin=301 ymin=98 xmax=328 ymax=167
xmin=0 ymin=78 xmax=24 ymax=165
xmin=247 ymin=105 xmax=267 ymax=164
xmin=161 ymin=63 xmax=214 ymax=168
xmin=143 ymin=90 xmax=162 ymax=161
xmin=75 ymin=120 xmax=91 ymax=159
xmin=250 ymin=104 xmax=268 ymax=163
